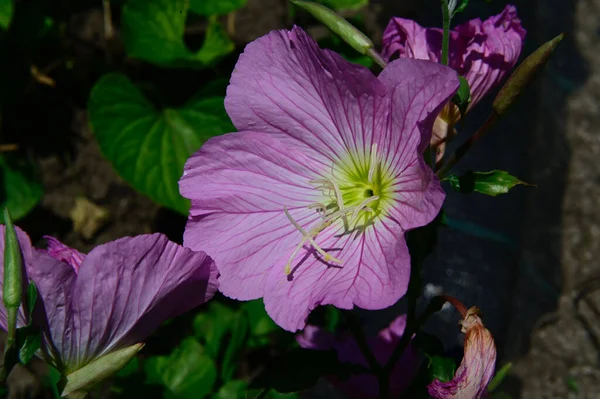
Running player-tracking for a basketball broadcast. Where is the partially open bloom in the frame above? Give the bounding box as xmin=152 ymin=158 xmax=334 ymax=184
xmin=382 ymin=5 xmax=526 ymax=160
xmin=428 ymin=307 xmax=497 ymax=399
xmin=297 ymin=315 xmax=417 ymax=398
xmin=180 ymin=26 xmax=458 ymax=331
xmin=0 ymin=226 xmax=218 ymax=392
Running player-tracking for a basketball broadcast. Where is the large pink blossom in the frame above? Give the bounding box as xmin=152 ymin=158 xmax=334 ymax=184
xmin=180 ymin=26 xmax=458 ymax=332
xmin=382 ymin=5 xmax=526 ymax=160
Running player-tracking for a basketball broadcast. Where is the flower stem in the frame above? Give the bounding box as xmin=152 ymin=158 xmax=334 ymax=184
xmin=441 ymin=0 xmax=451 ymax=66
xmin=348 ymin=316 xmax=382 ymax=374
xmin=436 ymin=112 xmax=498 ymax=178
xmin=367 ymin=48 xmax=388 ymax=69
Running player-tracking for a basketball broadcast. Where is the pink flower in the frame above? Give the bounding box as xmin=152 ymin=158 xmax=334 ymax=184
xmin=382 ymin=5 xmax=526 ymax=160
xmin=428 ymin=307 xmax=497 ymax=399
xmin=0 ymin=226 xmax=218 ymax=374
xmin=297 ymin=315 xmax=417 ymax=399
xmin=180 ymin=26 xmax=458 ymax=332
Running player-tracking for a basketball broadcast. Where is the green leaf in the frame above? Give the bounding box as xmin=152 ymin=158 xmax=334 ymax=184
xmin=242 ymin=299 xmax=278 ymax=338
xmin=221 ymin=314 xmax=249 ymax=381
xmin=452 ymin=76 xmax=470 ymax=119
xmin=122 ymin=0 xmax=234 ymax=68
xmin=43 ymin=366 xmax=62 ymax=399
xmin=26 ymin=281 xmax=37 ymax=317
xmin=116 ymin=356 xmax=139 ymax=378
xmin=145 ymin=338 xmax=217 ymax=399
xmin=88 ymin=73 xmax=234 ymax=214
xmin=213 ymin=380 xmax=247 ymax=399
xmin=193 ymin=302 xmax=237 ymax=359
xmin=450 ymin=0 xmax=470 ymax=17
xmin=427 ymin=356 xmax=456 ymax=383
xmin=0 ymin=0 xmax=13 ymax=30
xmin=566 ymin=375 xmax=579 ymax=393
xmin=315 ymin=0 xmax=368 ymax=11
xmin=190 ymin=0 xmax=246 ymax=15
xmin=15 ymin=325 xmax=41 ymax=365
xmin=445 ymin=170 xmax=533 ymax=196
xmin=487 ymin=362 xmax=512 ymax=393
xmin=0 ymin=155 xmax=43 ymax=223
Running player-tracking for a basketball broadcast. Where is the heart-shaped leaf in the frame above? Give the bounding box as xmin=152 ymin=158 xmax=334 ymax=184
xmin=122 ymin=0 xmax=234 ymax=68
xmin=88 ymin=73 xmax=234 ymax=213
xmin=0 ymin=154 xmax=43 ymax=223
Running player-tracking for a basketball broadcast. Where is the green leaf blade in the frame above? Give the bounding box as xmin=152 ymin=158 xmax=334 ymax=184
xmin=445 ymin=170 xmax=533 ymax=196
xmin=122 ymin=0 xmax=234 ymax=68
xmin=0 ymin=155 xmax=43 ymax=223
xmin=144 ymin=338 xmax=216 ymax=399
xmin=190 ymin=0 xmax=247 ymax=16
xmin=89 ymin=73 xmax=234 ymax=214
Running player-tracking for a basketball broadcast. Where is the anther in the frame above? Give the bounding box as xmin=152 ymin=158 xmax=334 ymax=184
xmin=283 ymin=207 xmax=342 ymax=275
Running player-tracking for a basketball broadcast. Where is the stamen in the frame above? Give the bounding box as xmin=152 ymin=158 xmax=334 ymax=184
xmin=368 ymin=143 xmax=378 ymax=183
xmin=329 ymin=179 xmax=348 ymax=228
xmin=283 ymin=207 xmax=342 ymax=275
xmin=349 ymin=196 xmax=379 ymax=222
xmin=307 ymin=202 xmax=327 ymax=218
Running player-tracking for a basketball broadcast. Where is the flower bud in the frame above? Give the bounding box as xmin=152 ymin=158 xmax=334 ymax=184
xmin=3 ymin=208 xmax=22 ymax=311
xmin=289 ymin=1 xmax=379 ymax=62
xmin=493 ymin=33 xmax=564 ymax=116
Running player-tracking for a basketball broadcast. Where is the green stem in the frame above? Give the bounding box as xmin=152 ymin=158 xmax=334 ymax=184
xmin=348 ymin=317 xmax=382 ymax=375
xmin=436 ymin=112 xmax=498 ymax=178
xmin=441 ymin=0 xmax=450 ymax=66
xmin=347 ymin=315 xmax=391 ymax=398
xmin=5 ymin=308 xmax=15 ymax=349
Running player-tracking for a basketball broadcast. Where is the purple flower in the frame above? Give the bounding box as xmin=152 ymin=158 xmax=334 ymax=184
xmin=382 ymin=5 xmax=526 ymax=160
xmin=179 ymin=26 xmax=458 ymax=331
xmin=297 ymin=315 xmax=417 ymax=399
xmin=0 ymin=225 xmax=218 ymax=375
xmin=428 ymin=307 xmax=497 ymax=399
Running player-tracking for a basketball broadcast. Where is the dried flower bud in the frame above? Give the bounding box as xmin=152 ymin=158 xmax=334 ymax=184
xmin=428 ymin=307 xmax=497 ymax=399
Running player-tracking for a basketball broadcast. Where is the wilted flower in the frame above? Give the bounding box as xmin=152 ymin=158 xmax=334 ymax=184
xmin=428 ymin=306 xmax=497 ymax=399
xmin=382 ymin=5 xmax=526 ymax=160
xmin=297 ymin=315 xmax=417 ymax=399
xmin=180 ymin=26 xmax=459 ymax=332
xmin=0 ymin=226 xmax=218 ymax=394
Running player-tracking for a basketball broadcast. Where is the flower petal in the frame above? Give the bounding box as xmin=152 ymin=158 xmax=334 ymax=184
xmin=27 ymin=250 xmax=78 ymax=366
xmin=181 ymin=132 xmax=325 ymax=300
xmin=61 ymin=234 xmax=217 ymax=371
xmin=456 ymin=5 xmax=526 ymax=106
xmin=378 ymin=58 xmax=460 ymax=158
xmin=225 ymin=26 xmax=389 ymax=160
xmin=382 ymin=5 xmax=525 ymax=108
xmin=377 ymin=59 xmax=455 ymax=230
xmin=43 ymin=236 xmax=85 ymax=274
xmin=0 ymin=225 xmax=35 ymax=330
xmin=264 ymin=224 xmax=410 ymax=332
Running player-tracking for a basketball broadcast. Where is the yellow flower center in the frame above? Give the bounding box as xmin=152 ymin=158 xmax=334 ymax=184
xmin=283 ymin=144 xmax=394 ymax=275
